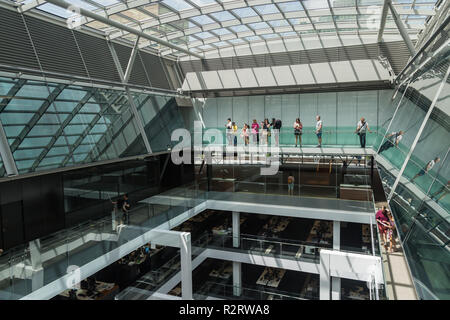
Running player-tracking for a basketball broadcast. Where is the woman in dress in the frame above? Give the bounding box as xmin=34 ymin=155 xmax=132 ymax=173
xmin=294 ymin=118 xmax=303 ymax=147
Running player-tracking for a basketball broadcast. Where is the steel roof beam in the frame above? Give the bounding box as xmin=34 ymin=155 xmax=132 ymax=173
xmin=43 ymin=0 xmax=204 ymax=59
xmin=377 ymin=0 xmax=390 ymax=42
xmin=387 ymin=0 xmax=416 ymax=56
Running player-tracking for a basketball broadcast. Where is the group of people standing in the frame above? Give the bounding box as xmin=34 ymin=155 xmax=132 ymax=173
xmin=224 ymin=116 xmax=380 ymax=148
xmin=226 ymin=118 xmax=282 ymax=147
xmin=225 ymin=116 xmax=325 ymax=147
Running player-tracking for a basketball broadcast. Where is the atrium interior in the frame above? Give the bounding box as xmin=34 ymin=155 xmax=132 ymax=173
xmin=0 ymin=0 xmax=448 ymax=301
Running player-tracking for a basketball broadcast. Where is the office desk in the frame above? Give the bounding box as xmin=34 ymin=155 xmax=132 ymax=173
xmin=59 ymin=281 xmax=119 ymax=300
xmin=169 ymin=286 xmax=182 ymax=296
xmin=209 ymin=264 xmax=232 ymax=280
xmin=256 ymin=268 xmax=285 ymax=288
xmin=307 ymin=221 xmax=332 ymax=243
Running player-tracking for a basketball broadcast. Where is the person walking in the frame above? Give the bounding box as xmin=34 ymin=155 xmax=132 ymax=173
xmin=376 ymin=206 xmax=390 ymax=251
xmin=378 ymin=130 xmax=404 ymax=154
xmin=386 ymin=210 xmax=396 ymax=253
xmin=294 ymin=118 xmax=303 ymax=147
xmin=241 ymin=124 xmax=250 ymax=146
xmin=115 ymin=194 xmax=130 ymax=225
xmin=355 ymin=117 xmax=372 ymax=148
xmin=412 ymin=157 xmax=440 ymax=182
xmin=264 ymin=118 xmax=271 ymax=145
xmin=225 ymin=118 xmax=233 ymax=146
xmin=315 ymin=115 xmax=323 ymax=147
xmin=232 ymin=121 xmax=238 ymax=146
xmin=287 ymin=172 xmax=295 ymax=196
xmin=273 ymin=118 xmax=282 ymax=146
xmin=251 ymin=119 xmax=260 ymax=145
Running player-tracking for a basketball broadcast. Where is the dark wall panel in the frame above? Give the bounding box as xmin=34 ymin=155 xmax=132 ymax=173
xmin=112 ymin=42 xmax=151 ymax=87
xmin=21 ymin=174 xmax=64 ymax=241
xmin=0 ymin=180 xmax=24 ymax=249
xmin=23 ymin=15 xmax=89 ymax=78
xmin=73 ymin=31 xmax=122 ymax=83
xmin=0 ymin=8 xmax=40 ymax=71
xmin=140 ymin=51 xmax=171 ymax=90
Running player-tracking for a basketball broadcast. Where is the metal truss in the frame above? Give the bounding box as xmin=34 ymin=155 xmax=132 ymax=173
xmin=12 ymin=0 xmax=437 ymax=59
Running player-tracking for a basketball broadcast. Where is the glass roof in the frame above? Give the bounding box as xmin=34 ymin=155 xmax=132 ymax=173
xmin=14 ymin=0 xmax=439 ymax=58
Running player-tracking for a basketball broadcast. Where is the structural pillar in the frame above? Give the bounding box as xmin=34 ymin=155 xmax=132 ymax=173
xmin=232 ymin=211 xmax=240 ymax=248
xmin=319 ymin=251 xmax=331 ymax=300
xmin=179 ymin=232 xmax=192 ymax=300
xmin=332 ymin=221 xmax=341 ymax=300
xmin=233 ymin=261 xmax=242 ymax=296
xmin=0 ymin=121 xmax=18 ymax=176
xmin=29 ymin=239 xmax=44 ymax=290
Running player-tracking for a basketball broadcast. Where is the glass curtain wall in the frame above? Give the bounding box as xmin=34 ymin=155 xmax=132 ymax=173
xmin=0 ymin=76 xmax=179 ymax=175
xmin=193 ymin=89 xmax=394 ymax=148
xmin=377 ymin=46 xmax=450 ymax=300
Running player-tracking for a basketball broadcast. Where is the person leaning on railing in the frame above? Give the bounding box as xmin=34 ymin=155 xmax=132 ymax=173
xmin=378 ymin=130 xmax=404 ymax=154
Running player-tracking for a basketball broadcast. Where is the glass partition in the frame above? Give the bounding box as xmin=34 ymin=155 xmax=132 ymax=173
xmin=0 ymin=76 xmax=184 ymax=175
xmin=191 ymin=89 xmax=394 ymax=148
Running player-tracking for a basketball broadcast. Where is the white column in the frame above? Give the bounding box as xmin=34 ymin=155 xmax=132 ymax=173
xmin=332 ymin=221 xmax=341 ymax=300
xmin=29 ymin=239 xmax=44 ymax=290
xmin=331 ymin=277 xmax=341 ymax=300
xmin=29 ymin=239 xmax=42 ymax=269
xmin=333 ymin=221 xmax=340 ymax=250
xmin=179 ymin=232 xmax=192 ymax=300
xmin=233 ymin=261 xmax=242 ymax=296
xmin=232 ymin=211 xmax=240 ymax=248
xmin=319 ymin=251 xmax=331 ymax=300
xmin=111 ymin=208 xmax=117 ymax=231
xmin=31 ymin=268 xmax=44 ymax=291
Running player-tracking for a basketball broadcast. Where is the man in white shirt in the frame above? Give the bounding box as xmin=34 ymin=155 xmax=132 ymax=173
xmin=355 ymin=117 xmax=372 ymax=148
xmin=378 ymin=130 xmax=404 ymax=154
xmin=412 ymin=157 xmax=440 ymax=181
xmin=315 ymin=115 xmax=323 ymax=147
xmin=225 ymin=118 xmax=232 ymax=146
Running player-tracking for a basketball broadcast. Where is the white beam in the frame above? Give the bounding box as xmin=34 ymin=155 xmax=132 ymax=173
xmin=387 ymin=0 xmax=416 ymax=56
xmin=377 ymin=0 xmax=390 ymax=42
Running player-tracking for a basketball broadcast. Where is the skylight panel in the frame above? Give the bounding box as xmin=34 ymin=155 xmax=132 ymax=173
xmin=278 ymin=1 xmax=304 ymax=12
xmin=190 ymin=15 xmax=215 ymax=24
xmin=269 ymin=20 xmax=290 ymax=27
xmin=253 ymin=4 xmax=279 ymax=15
xmin=195 ymin=31 xmax=215 ymax=39
xmin=280 ymin=31 xmax=297 ymax=37
xmin=211 ymin=28 xmax=233 ymax=35
xmin=162 ymin=0 xmax=193 ymax=12
xmin=212 ymin=41 xmax=229 ymax=47
xmin=189 ymin=0 xmax=217 ymax=6
xmin=228 ymin=38 xmax=245 ymax=44
xmin=232 ymin=7 xmax=258 ymax=18
xmin=248 ymin=22 xmax=270 ymax=30
xmin=90 ymin=0 xmax=119 ymax=7
xmin=245 ymin=35 xmax=261 ymax=41
xmin=210 ymin=11 xmax=236 ymax=21
xmin=230 ymin=25 xmax=250 ymax=32
xmin=261 ymin=33 xmax=280 ymax=39
xmin=302 ymin=0 xmax=329 ymax=10
xmin=197 ymin=44 xmax=213 ymax=50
